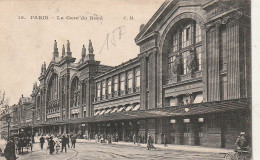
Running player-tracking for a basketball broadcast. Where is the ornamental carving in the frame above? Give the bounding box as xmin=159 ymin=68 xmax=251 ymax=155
xmin=186 ymin=47 xmax=197 ymax=74
xmin=172 ymin=53 xmax=181 ymax=75
xmin=205 ymin=11 xmax=243 ymax=31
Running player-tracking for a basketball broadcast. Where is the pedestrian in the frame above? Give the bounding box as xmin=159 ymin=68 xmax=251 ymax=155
xmin=133 ymin=134 xmax=136 ymax=144
xmin=163 ymin=133 xmax=168 ymax=147
xmin=115 ymin=133 xmax=119 ymax=143
xmin=95 ymin=134 xmax=98 ymax=143
xmin=61 ymin=135 xmax=67 ymax=153
xmin=55 ymin=140 xmax=61 ymax=154
xmin=4 ymin=138 xmax=17 ymax=160
xmin=48 ymin=137 xmax=55 ymax=155
xmin=71 ymin=135 xmax=76 ymax=148
xmin=39 ymin=136 xmax=45 ymax=150
xmin=66 ymin=135 xmax=70 ymax=148
xmin=147 ymin=133 xmax=151 ymax=150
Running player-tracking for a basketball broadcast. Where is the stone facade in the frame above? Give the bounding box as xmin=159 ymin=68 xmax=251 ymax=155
xmin=9 ymin=0 xmax=251 ymax=149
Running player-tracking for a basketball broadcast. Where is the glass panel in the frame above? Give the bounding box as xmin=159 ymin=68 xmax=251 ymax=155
xmin=181 ymin=51 xmax=189 ymax=74
xmin=108 ymin=80 xmax=112 ymax=94
xmin=128 ymin=73 xmax=133 ymax=89
xmin=195 ymin=23 xmax=202 ymax=43
xmin=172 ymin=32 xmax=179 ymax=52
xmin=182 ymin=24 xmax=192 ymax=48
xmin=102 ymin=81 xmax=105 ymax=96
xmin=120 ymin=75 xmax=125 ymax=91
xmin=114 ymin=77 xmax=118 ymax=92
xmin=196 ymin=46 xmax=202 ymax=71
xmin=97 ymin=83 xmax=100 ymax=98
xmin=135 ymin=70 xmax=140 ymax=88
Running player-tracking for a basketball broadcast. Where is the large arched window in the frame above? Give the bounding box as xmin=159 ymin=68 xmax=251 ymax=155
xmin=135 ymin=69 xmax=140 ymax=88
xmin=71 ymin=76 xmax=79 ymax=107
xmin=127 ymin=72 xmax=133 ymax=90
xmin=120 ymin=74 xmax=125 ymax=91
xmin=47 ymin=73 xmax=58 ymax=102
xmin=47 ymin=73 xmax=58 ymax=117
xmin=168 ymin=20 xmax=202 ymax=76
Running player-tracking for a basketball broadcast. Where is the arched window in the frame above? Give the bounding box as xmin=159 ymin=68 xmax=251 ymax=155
xmin=97 ymin=83 xmax=101 ymax=98
xmin=107 ymin=79 xmax=112 ymax=94
xmin=168 ymin=20 xmax=202 ymax=75
xmin=102 ymin=81 xmax=106 ymax=98
xmin=70 ymin=77 xmax=79 ymax=107
xmin=120 ymin=75 xmax=125 ymax=91
xmin=127 ymin=72 xmax=133 ymax=89
xmin=114 ymin=77 xmax=118 ymax=92
xmin=135 ymin=69 xmax=140 ymax=88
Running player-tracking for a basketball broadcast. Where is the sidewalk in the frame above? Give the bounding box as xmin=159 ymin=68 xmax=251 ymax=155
xmin=34 ymin=137 xmax=232 ymax=154
xmin=76 ymin=139 xmax=233 ymax=154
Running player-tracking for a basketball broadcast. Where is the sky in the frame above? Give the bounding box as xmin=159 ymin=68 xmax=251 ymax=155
xmin=0 ymin=0 xmax=165 ymax=105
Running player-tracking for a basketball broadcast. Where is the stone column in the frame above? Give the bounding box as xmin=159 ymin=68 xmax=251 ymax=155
xmin=148 ymin=48 xmax=157 ymax=109
xmin=139 ymin=54 xmax=148 ymax=110
xmin=79 ymin=81 xmax=83 ymax=118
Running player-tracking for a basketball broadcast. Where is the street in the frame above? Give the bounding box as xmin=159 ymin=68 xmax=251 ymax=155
xmin=0 ymin=140 xmax=227 ymax=160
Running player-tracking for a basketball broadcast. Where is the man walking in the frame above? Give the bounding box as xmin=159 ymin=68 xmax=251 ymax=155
xmin=61 ymin=135 xmax=67 ymax=153
xmin=71 ymin=135 xmax=76 ymax=148
xmin=39 ymin=136 xmax=45 ymax=150
xmin=133 ymin=134 xmax=136 ymax=145
xmin=163 ymin=133 xmax=168 ymax=147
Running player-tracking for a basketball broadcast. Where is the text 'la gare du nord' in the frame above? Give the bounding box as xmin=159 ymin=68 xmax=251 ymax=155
xmin=29 ymin=15 xmax=103 ymax=20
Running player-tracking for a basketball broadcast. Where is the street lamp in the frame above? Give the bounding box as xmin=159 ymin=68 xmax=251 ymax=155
xmin=6 ymin=114 xmax=11 ymax=141
xmin=31 ymin=106 xmax=35 ymax=144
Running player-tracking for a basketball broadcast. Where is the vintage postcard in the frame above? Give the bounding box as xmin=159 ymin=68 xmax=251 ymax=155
xmin=0 ymin=0 xmax=256 ymax=159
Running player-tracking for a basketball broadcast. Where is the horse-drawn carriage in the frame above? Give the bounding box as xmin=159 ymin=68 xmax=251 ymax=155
xmin=11 ymin=133 xmax=33 ymax=154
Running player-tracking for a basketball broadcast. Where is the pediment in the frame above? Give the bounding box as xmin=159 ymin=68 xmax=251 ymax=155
xmin=135 ymin=0 xmax=207 ymax=45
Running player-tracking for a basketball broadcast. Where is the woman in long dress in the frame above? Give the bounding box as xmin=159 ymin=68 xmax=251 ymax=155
xmin=48 ymin=137 xmax=55 ymax=155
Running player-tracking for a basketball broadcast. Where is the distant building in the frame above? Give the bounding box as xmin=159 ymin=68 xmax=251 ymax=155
xmin=9 ymin=0 xmax=251 ymax=149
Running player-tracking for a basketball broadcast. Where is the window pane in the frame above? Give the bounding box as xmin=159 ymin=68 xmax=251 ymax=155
xmin=195 ymin=23 xmax=202 ymax=43
xmin=196 ymin=46 xmax=202 ymax=70
xmin=172 ymin=32 xmax=178 ymax=52
xmin=114 ymin=78 xmax=118 ymax=92
xmin=181 ymin=51 xmax=189 ymax=74
xmin=102 ymin=81 xmax=106 ymax=95
xmin=128 ymin=73 xmax=133 ymax=89
xmin=135 ymin=70 xmax=140 ymax=87
xmin=182 ymin=24 xmax=192 ymax=48
xmin=108 ymin=80 xmax=111 ymax=94
xmin=120 ymin=75 xmax=125 ymax=91
xmin=97 ymin=83 xmax=100 ymax=97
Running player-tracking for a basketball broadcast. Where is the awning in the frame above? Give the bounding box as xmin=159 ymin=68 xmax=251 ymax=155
xmin=193 ymin=94 xmax=203 ymax=104
xmin=132 ymin=104 xmax=140 ymax=111
xmin=99 ymin=110 xmax=106 ymax=115
xmin=94 ymin=110 xmax=100 ymax=116
xmin=125 ymin=105 xmax=133 ymax=112
xmin=117 ymin=107 xmax=125 ymax=112
xmin=111 ymin=107 xmax=118 ymax=113
xmin=36 ymin=98 xmax=250 ymax=125
xmin=105 ymin=108 xmax=112 ymax=114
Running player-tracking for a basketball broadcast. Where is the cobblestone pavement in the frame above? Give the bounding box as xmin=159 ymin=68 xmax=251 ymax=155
xmin=0 ymin=141 xmax=227 ymax=160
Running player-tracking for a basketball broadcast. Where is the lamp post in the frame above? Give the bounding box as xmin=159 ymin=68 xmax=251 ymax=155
xmin=6 ymin=114 xmax=11 ymax=141
xmin=31 ymin=106 xmax=35 ymax=144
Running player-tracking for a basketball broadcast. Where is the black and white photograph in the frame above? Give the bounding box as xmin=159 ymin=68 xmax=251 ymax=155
xmin=0 ymin=0 xmax=256 ymax=159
